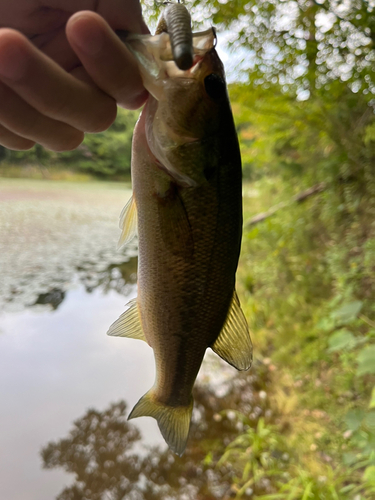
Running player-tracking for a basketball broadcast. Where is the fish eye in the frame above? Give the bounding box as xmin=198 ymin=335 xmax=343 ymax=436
xmin=204 ymin=74 xmax=226 ymax=100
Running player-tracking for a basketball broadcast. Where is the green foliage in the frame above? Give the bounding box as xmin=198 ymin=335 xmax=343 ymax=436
xmin=230 ymin=80 xmax=375 ymax=190
xmin=345 ymin=409 xmax=366 ymax=432
xmin=328 ymin=329 xmax=358 ymax=353
xmin=217 ymin=417 xmax=290 ymax=498
xmin=224 ymin=58 xmax=375 ymax=492
xmin=4 ymin=2 xmax=375 ymax=497
xmin=184 ymin=0 xmax=375 ymax=97
xmin=330 ymin=301 xmax=364 ymax=325
xmin=41 ymin=401 xmax=142 ymax=500
xmin=357 ymin=346 xmax=375 ymax=376
xmin=218 ymin=167 xmax=375 ymax=497
xmin=0 ymin=108 xmax=138 ymax=179
xmin=369 ymin=387 xmax=375 ymax=409
xmin=58 ymin=109 xmax=138 ymax=177
xmin=41 ymin=367 xmax=275 ymax=499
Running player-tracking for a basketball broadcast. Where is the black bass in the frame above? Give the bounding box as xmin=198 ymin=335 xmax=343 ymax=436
xmin=108 ymin=16 xmax=252 ymax=456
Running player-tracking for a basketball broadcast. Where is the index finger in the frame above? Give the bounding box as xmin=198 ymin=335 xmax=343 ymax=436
xmin=66 ymin=12 xmax=148 ymax=110
xmin=0 ymin=29 xmax=117 ymax=133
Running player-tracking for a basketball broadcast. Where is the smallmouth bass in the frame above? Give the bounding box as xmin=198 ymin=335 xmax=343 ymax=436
xmin=108 ymin=14 xmax=252 ymax=456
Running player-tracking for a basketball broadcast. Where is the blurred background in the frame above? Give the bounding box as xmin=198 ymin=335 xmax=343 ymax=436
xmin=1 ymin=0 xmax=375 ymax=499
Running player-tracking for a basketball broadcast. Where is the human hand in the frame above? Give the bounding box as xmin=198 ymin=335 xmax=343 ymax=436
xmin=0 ymin=0 xmax=149 ymax=151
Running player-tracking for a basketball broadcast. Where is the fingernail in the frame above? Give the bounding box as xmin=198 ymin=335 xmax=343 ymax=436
xmin=0 ymin=42 xmax=27 ymax=81
xmin=69 ymin=16 xmax=104 ymax=56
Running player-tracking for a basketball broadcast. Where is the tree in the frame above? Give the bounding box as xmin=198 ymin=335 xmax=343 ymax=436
xmin=60 ymin=108 xmax=138 ymax=178
xmin=41 ymin=402 xmax=143 ymax=500
xmin=180 ymin=0 xmax=375 ymax=98
xmin=41 ymin=363 xmax=276 ymax=499
xmin=0 ymin=108 xmax=138 ymax=178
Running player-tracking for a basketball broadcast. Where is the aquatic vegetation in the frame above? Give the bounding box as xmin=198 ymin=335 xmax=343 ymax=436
xmin=0 ymin=180 xmax=137 ymax=312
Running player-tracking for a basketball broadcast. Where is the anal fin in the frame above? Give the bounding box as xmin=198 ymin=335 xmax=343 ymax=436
xmin=107 ymin=298 xmax=147 ymax=343
xmin=118 ymin=195 xmax=138 ymax=249
xmin=211 ymin=290 xmax=253 ymax=371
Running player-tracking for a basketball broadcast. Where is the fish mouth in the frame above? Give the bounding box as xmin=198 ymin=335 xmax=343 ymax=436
xmin=126 ymin=27 xmax=225 ymax=188
xmin=124 ymin=28 xmax=218 ymax=100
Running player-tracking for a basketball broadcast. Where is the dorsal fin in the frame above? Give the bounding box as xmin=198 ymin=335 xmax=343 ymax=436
xmin=118 ymin=195 xmax=138 ymax=249
xmin=211 ymin=290 xmax=253 ymax=370
xmin=107 ymin=298 xmax=147 ymax=343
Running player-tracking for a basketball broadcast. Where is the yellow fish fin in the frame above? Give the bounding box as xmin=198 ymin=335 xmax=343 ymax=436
xmin=211 ymin=290 xmax=253 ymax=371
xmin=118 ymin=195 xmax=138 ymax=249
xmin=106 ymin=298 xmax=147 ymax=343
xmin=128 ymin=390 xmax=193 ymax=456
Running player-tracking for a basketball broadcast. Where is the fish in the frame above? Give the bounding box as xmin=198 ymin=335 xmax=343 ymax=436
xmin=108 ymin=15 xmax=252 ymax=456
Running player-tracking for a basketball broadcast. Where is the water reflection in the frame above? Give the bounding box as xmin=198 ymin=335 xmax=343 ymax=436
xmin=78 ymin=257 xmax=137 ymax=296
xmin=0 ymin=280 xmax=158 ymax=500
xmin=0 ymin=265 xmax=277 ymax=499
xmin=35 ymin=288 xmax=65 ymax=309
xmin=0 ymin=251 xmax=276 ymax=500
xmin=32 ymin=257 xmax=138 ymax=310
xmin=0 ymin=181 xmax=276 ymax=499
xmin=41 ymin=364 xmax=274 ymax=500
xmin=0 ymin=179 xmax=136 ymax=313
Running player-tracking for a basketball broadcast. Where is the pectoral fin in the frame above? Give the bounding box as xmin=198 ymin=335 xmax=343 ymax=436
xmin=118 ymin=195 xmax=138 ymax=249
xmin=128 ymin=390 xmax=193 ymax=456
xmin=211 ymin=290 xmax=253 ymax=371
xmin=107 ymin=298 xmax=147 ymax=343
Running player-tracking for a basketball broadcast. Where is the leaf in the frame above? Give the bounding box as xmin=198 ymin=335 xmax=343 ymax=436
xmin=369 ymin=387 xmax=375 ymax=409
xmin=301 ymin=482 xmax=313 ymax=500
xmin=344 ymin=409 xmax=365 ymax=431
xmin=327 ymin=329 xmax=357 ymax=352
xmin=356 ymin=346 xmax=375 ymax=376
xmin=342 ymin=452 xmax=358 ymax=466
xmin=364 ymin=412 xmax=375 ymax=432
xmin=331 ymin=301 xmax=363 ymax=325
xmin=316 ymin=317 xmax=336 ymax=332
xmin=363 ymin=465 xmax=375 ymax=484
xmin=203 ymin=451 xmax=213 ymax=465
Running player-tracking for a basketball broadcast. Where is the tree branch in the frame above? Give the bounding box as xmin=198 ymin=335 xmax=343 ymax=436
xmin=245 ymin=182 xmax=326 ymax=227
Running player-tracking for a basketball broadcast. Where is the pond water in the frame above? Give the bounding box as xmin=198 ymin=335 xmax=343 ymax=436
xmin=0 ymin=283 xmax=165 ymax=500
xmin=0 ymin=179 xmax=269 ymax=500
xmin=0 ymin=180 xmax=165 ymax=499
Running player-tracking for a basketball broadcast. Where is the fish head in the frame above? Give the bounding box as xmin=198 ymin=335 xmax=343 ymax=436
xmin=126 ymin=28 xmax=231 ymax=186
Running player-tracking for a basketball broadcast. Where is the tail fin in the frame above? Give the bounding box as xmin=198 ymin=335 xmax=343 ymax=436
xmin=128 ymin=390 xmax=193 ymax=456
